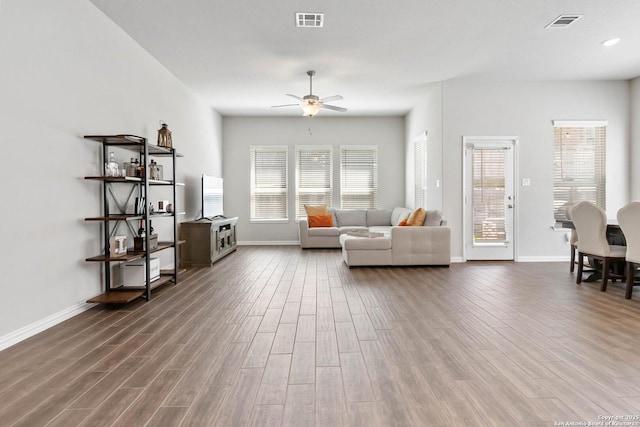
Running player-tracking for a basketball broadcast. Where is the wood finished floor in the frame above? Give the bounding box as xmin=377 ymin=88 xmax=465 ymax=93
xmin=2 ymin=246 xmax=640 ymax=426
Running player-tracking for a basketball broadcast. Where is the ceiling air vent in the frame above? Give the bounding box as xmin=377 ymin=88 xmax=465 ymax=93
xmin=296 ymin=13 xmax=324 ymax=28
xmin=545 ymin=14 xmax=583 ymax=29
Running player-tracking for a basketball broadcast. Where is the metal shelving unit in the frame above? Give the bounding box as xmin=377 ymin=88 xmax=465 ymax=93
xmin=84 ymin=134 xmax=184 ymax=304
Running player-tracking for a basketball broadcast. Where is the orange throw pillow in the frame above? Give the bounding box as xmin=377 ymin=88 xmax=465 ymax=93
xmin=406 ymin=208 xmax=426 ymax=226
xmin=398 ymin=219 xmax=408 ymax=226
xmin=304 ymin=204 xmax=328 ymax=216
xmin=308 ymin=214 xmax=334 ymax=228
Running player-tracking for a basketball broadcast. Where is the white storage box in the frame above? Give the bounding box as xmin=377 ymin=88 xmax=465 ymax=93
xmin=123 ymin=257 xmax=160 ymax=286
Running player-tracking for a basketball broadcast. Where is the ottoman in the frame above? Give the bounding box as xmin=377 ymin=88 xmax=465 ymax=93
xmin=339 ymin=234 xmax=392 ymax=267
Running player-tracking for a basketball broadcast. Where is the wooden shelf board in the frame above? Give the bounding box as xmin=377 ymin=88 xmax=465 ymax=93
xmin=149 ymin=213 xmax=175 ymax=218
xmin=160 ymin=268 xmax=187 ymax=276
xmin=84 ymin=134 xmax=145 ymax=144
xmin=84 ymin=135 xmax=183 ymax=157
xmin=84 ymin=176 xmax=177 ymax=185
xmin=85 ymin=214 xmax=144 ymax=221
xmin=87 ymin=289 xmax=145 ymax=304
xmin=86 ymin=242 xmax=178 ymax=262
xmin=85 ymin=176 xmax=142 ymax=182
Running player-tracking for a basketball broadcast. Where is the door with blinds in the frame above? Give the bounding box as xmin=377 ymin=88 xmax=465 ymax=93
xmin=463 ymin=137 xmax=516 ymax=260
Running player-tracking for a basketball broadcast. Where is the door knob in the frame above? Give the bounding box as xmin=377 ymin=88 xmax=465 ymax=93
xmin=507 ymin=204 xmax=513 ymax=208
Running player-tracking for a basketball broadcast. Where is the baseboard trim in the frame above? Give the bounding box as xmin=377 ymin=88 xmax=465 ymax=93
xmin=453 ymin=256 xmax=569 ymax=263
xmin=237 ymin=241 xmax=300 ymax=246
xmin=516 ymin=256 xmax=568 ymax=263
xmin=0 ymin=301 xmax=95 ymax=351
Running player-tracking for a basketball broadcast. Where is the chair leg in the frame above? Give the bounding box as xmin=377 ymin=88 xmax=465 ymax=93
xmin=601 ymin=258 xmax=609 ymax=292
xmin=626 ymin=262 xmax=634 ymax=300
xmin=576 ymin=252 xmax=584 ymax=284
xmin=570 ymin=245 xmax=576 ymax=272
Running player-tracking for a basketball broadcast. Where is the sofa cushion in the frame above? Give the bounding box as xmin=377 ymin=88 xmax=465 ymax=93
xmin=391 ymin=207 xmax=412 ymax=226
xmin=335 ymin=209 xmax=366 ymax=227
xmin=424 ymin=210 xmax=443 ymax=226
xmin=340 ymin=235 xmax=392 ymax=250
xmin=304 ymin=204 xmax=328 ymax=215
xmin=309 ymin=227 xmax=340 ymax=237
xmin=366 ymin=209 xmax=392 ymax=226
xmin=308 ymin=214 xmax=334 ymax=227
xmin=406 ymin=208 xmax=427 ymax=226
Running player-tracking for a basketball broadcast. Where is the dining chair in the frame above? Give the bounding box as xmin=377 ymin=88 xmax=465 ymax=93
xmin=616 ymin=201 xmax=640 ymax=299
xmin=572 ymin=201 xmax=626 ymax=291
xmin=566 ymin=203 xmax=579 ymax=272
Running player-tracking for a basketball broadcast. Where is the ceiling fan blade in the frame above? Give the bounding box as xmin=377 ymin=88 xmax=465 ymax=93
xmin=322 ymin=104 xmax=347 ymax=112
xmin=286 ymin=94 xmax=304 ymax=101
xmin=271 ymin=104 xmax=300 ymax=108
xmin=321 ymin=95 xmax=343 ymax=103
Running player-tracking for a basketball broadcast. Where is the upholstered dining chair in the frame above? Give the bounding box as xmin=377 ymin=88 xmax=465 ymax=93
xmin=616 ymin=201 xmax=640 ymax=299
xmin=566 ymin=203 xmax=579 ymax=272
xmin=572 ymin=201 xmax=626 ymax=291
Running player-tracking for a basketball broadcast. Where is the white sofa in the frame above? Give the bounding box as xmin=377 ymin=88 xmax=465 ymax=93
xmin=298 ymin=207 xmax=451 ymax=267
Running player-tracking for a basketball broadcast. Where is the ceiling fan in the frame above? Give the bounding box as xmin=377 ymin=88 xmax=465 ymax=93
xmin=272 ymin=70 xmax=347 ymax=117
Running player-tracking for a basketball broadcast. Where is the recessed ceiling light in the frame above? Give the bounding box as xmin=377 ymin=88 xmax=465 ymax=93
xmin=601 ymin=38 xmax=620 ymax=47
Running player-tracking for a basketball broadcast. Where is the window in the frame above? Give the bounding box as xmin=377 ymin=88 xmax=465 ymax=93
xmin=340 ymin=146 xmax=378 ymax=209
xmin=295 ymin=146 xmax=333 ymax=219
xmin=250 ymin=146 xmax=288 ymax=222
xmin=472 ymin=146 xmax=508 ymax=243
xmin=553 ymin=121 xmax=606 ymax=222
xmin=414 ymin=134 xmax=427 ymax=208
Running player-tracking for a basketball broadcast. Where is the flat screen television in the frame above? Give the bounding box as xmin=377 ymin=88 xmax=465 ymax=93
xmin=202 ymin=174 xmax=224 ymax=219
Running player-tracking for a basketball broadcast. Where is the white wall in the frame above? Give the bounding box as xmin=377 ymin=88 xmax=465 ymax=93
xmin=441 ymin=79 xmax=630 ymax=261
xmin=0 ymin=0 xmax=221 ymax=345
xmin=631 ymin=77 xmax=640 ymax=201
xmin=405 ymin=83 xmax=443 ymax=211
xmin=222 ymin=116 xmax=405 ymax=243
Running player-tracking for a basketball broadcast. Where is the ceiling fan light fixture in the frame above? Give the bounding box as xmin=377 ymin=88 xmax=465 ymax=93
xmin=301 ymin=102 xmax=322 ymax=117
xmin=601 ymin=38 xmax=620 ymax=47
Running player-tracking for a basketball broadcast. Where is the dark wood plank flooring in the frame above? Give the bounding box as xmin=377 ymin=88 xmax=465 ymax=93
xmin=2 ymin=246 xmax=640 ymax=426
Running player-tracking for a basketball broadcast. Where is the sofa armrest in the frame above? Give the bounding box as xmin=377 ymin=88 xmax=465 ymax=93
xmin=391 ymin=225 xmax=451 ymax=265
xmin=299 ymin=218 xmax=310 ymax=248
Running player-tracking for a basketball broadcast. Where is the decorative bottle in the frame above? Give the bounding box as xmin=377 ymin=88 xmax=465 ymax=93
xmin=149 ymin=160 xmax=157 ymax=180
xmin=105 ymin=151 xmax=118 ymax=177
xmin=126 ymin=158 xmax=137 ymax=177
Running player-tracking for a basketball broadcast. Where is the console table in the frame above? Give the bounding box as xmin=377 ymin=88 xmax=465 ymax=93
xmin=180 ymin=217 xmax=238 ymax=267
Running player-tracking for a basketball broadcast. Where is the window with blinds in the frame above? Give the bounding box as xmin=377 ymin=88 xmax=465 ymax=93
xmin=414 ymin=134 xmax=427 ymax=208
xmin=340 ymin=146 xmax=378 ymax=209
xmin=250 ymin=146 xmax=289 ymax=222
xmin=472 ymin=147 xmax=507 ymax=243
xmin=295 ymin=146 xmax=333 ymax=219
xmin=553 ymin=121 xmax=606 ymax=222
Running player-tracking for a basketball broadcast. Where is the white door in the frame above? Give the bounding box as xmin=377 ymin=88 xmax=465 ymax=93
xmin=463 ymin=137 xmax=516 ymax=260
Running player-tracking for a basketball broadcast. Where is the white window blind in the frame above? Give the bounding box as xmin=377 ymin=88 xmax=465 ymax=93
xmin=414 ymin=134 xmax=427 ymax=208
xmin=472 ymin=147 xmax=507 ymax=243
xmin=553 ymin=121 xmax=606 ymax=221
xmin=340 ymin=146 xmax=378 ymax=209
xmin=250 ymin=146 xmax=288 ymax=222
xmin=295 ymin=146 xmax=333 ymax=219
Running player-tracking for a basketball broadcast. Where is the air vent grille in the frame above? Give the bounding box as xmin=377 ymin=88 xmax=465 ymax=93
xmin=296 ymin=13 xmax=324 ymax=28
xmin=545 ymin=14 xmax=583 ymax=29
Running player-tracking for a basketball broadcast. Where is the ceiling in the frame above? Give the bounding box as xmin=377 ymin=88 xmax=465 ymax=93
xmin=89 ymin=0 xmax=640 ymax=117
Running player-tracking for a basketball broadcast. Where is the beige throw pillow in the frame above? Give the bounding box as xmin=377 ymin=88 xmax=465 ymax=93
xmin=406 ymin=207 xmax=427 ymax=226
xmin=304 ymin=204 xmax=328 ymax=216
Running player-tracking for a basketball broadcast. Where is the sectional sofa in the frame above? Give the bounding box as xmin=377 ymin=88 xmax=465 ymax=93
xmin=298 ymin=207 xmax=451 ymax=267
